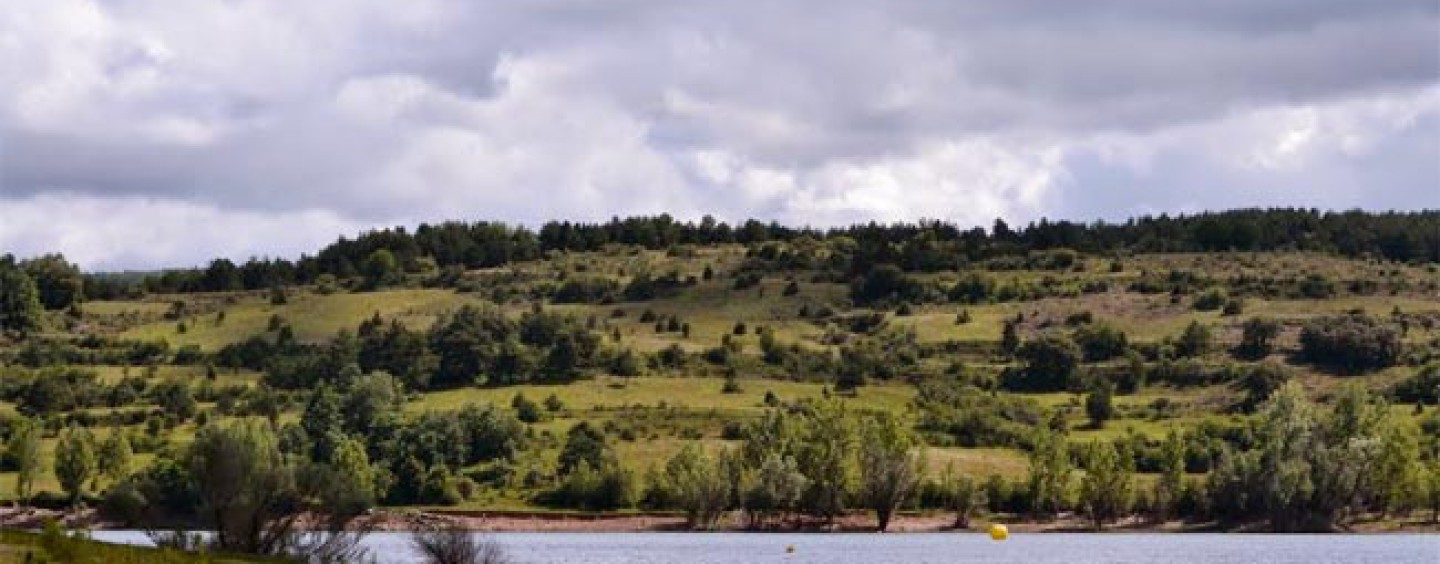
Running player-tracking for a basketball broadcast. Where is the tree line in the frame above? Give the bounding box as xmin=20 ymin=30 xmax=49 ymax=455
xmin=7 ymin=208 xmax=1425 ymax=300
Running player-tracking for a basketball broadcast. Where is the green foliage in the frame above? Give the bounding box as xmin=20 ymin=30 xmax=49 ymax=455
xmin=1205 ymin=382 xmax=1412 ymax=531
xmin=511 ymin=393 xmax=545 ymax=423
xmin=1236 ymin=317 xmax=1281 ymax=359
xmin=858 ymin=412 xmax=924 ymax=531
xmin=915 ymin=379 xmax=1042 ymax=448
xmin=21 ymin=254 xmax=85 ymax=310
xmin=1299 ymin=314 xmax=1402 ymax=372
xmin=850 ymin=264 xmax=922 ymax=306
xmin=0 ymin=256 xmax=44 ymax=334
xmin=796 ymin=400 xmax=855 ymax=523
xmin=97 ymin=431 xmax=135 ymax=488
xmin=658 ymin=445 xmax=732 ymax=529
xmin=55 ymin=425 xmax=97 ymax=505
xmin=558 ymin=422 xmax=608 ymax=476
xmin=1008 ymin=333 xmax=1082 ymax=392
xmin=363 ymin=249 xmax=401 ymax=289
xmin=1234 ymin=362 xmax=1290 ymax=413
xmin=1175 ymin=321 xmax=1213 ymax=358
xmin=938 ymin=464 xmax=986 ymax=528
xmin=741 ymin=453 xmax=808 ymax=528
xmin=1026 ymin=426 xmax=1071 ymax=518
xmin=8 ymin=418 xmax=43 ymax=504
xmin=1192 ymin=287 xmax=1229 ymax=311
xmin=1392 ymin=363 xmax=1440 ymax=405
xmin=1078 ymin=440 xmax=1134 ymax=529
xmin=1085 ymin=380 xmax=1115 ymax=428
xmin=428 ymin=306 xmax=600 ymax=388
xmin=1073 ymin=322 xmax=1129 ymax=362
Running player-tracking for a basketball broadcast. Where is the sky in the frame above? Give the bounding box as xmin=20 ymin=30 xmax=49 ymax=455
xmin=1 ymin=1 xmax=1437 ymax=271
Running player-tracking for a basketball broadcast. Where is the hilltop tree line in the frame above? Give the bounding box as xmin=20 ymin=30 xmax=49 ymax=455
xmin=29 ymin=208 xmax=1434 ymax=299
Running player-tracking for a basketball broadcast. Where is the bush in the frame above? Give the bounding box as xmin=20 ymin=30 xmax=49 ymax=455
xmin=410 ymin=524 xmax=512 ymax=564
xmin=553 ymin=277 xmax=620 ymax=304
xmin=1192 ymin=288 xmax=1228 ymax=311
xmin=1392 ymin=364 xmax=1440 ymax=405
xmin=1006 ymin=334 xmax=1082 ymax=392
xmin=1175 ymin=321 xmax=1212 ymax=358
xmin=1236 ymin=317 xmax=1281 ymax=360
xmin=1299 ymin=314 xmax=1401 ymax=372
xmin=1073 ymin=323 xmax=1129 ymax=362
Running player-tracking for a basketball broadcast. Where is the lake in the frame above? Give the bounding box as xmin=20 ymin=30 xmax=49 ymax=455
xmin=89 ymin=531 xmax=1439 ymax=563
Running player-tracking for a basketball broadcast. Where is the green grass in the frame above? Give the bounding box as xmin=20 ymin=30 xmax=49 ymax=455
xmin=120 ymin=289 xmax=478 ymax=350
xmin=0 ymin=528 xmax=278 ymax=563
xmin=11 ymin=248 xmax=1440 ymax=516
xmin=410 ymin=375 xmax=916 ymax=416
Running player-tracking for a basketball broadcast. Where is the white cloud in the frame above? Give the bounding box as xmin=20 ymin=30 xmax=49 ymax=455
xmin=0 ymin=194 xmax=366 ymax=270
xmin=0 ymin=0 xmax=1435 ymax=269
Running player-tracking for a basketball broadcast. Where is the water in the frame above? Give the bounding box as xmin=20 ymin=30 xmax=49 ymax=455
xmin=90 ymin=531 xmax=1439 ymax=564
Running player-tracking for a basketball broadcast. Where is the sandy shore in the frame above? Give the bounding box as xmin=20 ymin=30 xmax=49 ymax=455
xmin=3 ymin=506 xmax=1434 ymax=534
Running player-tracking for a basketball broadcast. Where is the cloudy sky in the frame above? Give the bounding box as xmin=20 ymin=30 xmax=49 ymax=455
xmin=1 ymin=1 xmax=1437 ymax=270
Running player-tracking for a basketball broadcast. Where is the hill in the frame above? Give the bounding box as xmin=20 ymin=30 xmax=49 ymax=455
xmin=0 ymin=209 xmax=1437 ymax=552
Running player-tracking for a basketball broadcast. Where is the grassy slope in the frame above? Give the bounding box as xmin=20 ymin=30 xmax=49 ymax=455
xmin=9 ymin=250 xmax=1436 ymax=510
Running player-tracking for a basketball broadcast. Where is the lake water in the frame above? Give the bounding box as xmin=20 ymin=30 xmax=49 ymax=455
xmin=89 ymin=531 xmax=1439 ymax=564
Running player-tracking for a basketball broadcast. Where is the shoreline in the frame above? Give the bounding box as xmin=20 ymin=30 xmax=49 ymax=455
xmin=4 ymin=507 xmax=1435 ymax=535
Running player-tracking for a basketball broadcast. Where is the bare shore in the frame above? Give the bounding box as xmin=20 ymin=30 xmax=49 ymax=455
xmin=4 ymin=507 xmax=1435 ymax=534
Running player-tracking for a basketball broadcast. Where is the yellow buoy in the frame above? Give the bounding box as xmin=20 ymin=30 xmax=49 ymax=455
xmin=988 ymin=523 xmax=1009 ymax=541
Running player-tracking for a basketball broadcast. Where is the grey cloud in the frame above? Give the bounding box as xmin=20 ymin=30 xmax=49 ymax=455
xmin=0 ymin=0 xmax=1436 ymax=269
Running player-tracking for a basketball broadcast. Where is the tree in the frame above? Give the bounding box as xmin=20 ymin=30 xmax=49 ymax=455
xmin=1425 ymin=461 xmax=1440 ymax=523
xmin=183 ymin=419 xmax=374 ymax=558
xmin=1175 ymin=321 xmax=1212 ymax=358
xmin=939 ymin=465 xmax=986 ymax=529
xmin=301 ymin=383 xmax=344 ymax=462
xmin=8 ymin=419 xmax=43 ymax=505
xmin=1027 ymin=426 xmax=1071 ymax=518
xmin=1391 ymin=363 xmax=1440 ymax=405
xmin=96 ymin=430 xmax=134 ymax=490
xmin=1235 ymin=362 xmax=1290 ymax=413
xmin=858 ymin=413 xmax=924 ymax=532
xmin=1372 ymin=418 xmax=1422 ymax=517
xmin=0 ymin=258 xmax=43 ymax=335
xmin=1153 ymin=430 xmax=1185 ymax=522
xmin=1236 ymin=317 xmax=1281 ymax=359
xmin=20 ymin=254 xmax=84 ymax=310
xmin=1078 ymin=440 xmax=1134 ymax=530
xmin=1011 ymin=334 xmax=1081 ymax=391
xmin=662 ymin=445 xmax=732 ymax=529
xmin=363 ymin=249 xmax=401 ymax=289
xmin=558 ymin=422 xmax=608 ymax=475
xmin=1000 ymin=320 xmax=1021 ymax=357
xmin=742 ymin=453 xmax=807 ymax=528
xmin=1073 ymin=322 xmax=1129 ymax=362
xmin=153 ymin=380 xmax=198 ymax=422
xmin=1085 ymin=380 xmax=1115 ymax=429
xmin=55 ymin=425 xmax=97 ymax=505
xmin=797 ymin=400 xmax=855 ymax=524
xmin=512 ymin=393 xmax=544 ymax=423
xmin=341 ymin=371 xmax=405 ymax=435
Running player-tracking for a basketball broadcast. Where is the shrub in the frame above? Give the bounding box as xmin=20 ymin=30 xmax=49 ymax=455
xmin=1299 ymin=314 xmax=1401 ymax=372
xmin=1073 ymin=322 xmax=1129 ymax=362
xmin=410 ymin=524 xmax=512 ymax=564
xmin=1236 ymin=317 xmax=1281 ymax=359
xmin=1006 ymin=334 xmax=1082 ymax=392
xmin=1392 ymin=364 xmax=1440 ymax=405
xmin=1192 ymin=288 xmax=1228 ymax=311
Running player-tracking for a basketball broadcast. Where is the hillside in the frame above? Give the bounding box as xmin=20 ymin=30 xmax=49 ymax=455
xmin=0 ymin=211 xmax=1437 ymax=544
